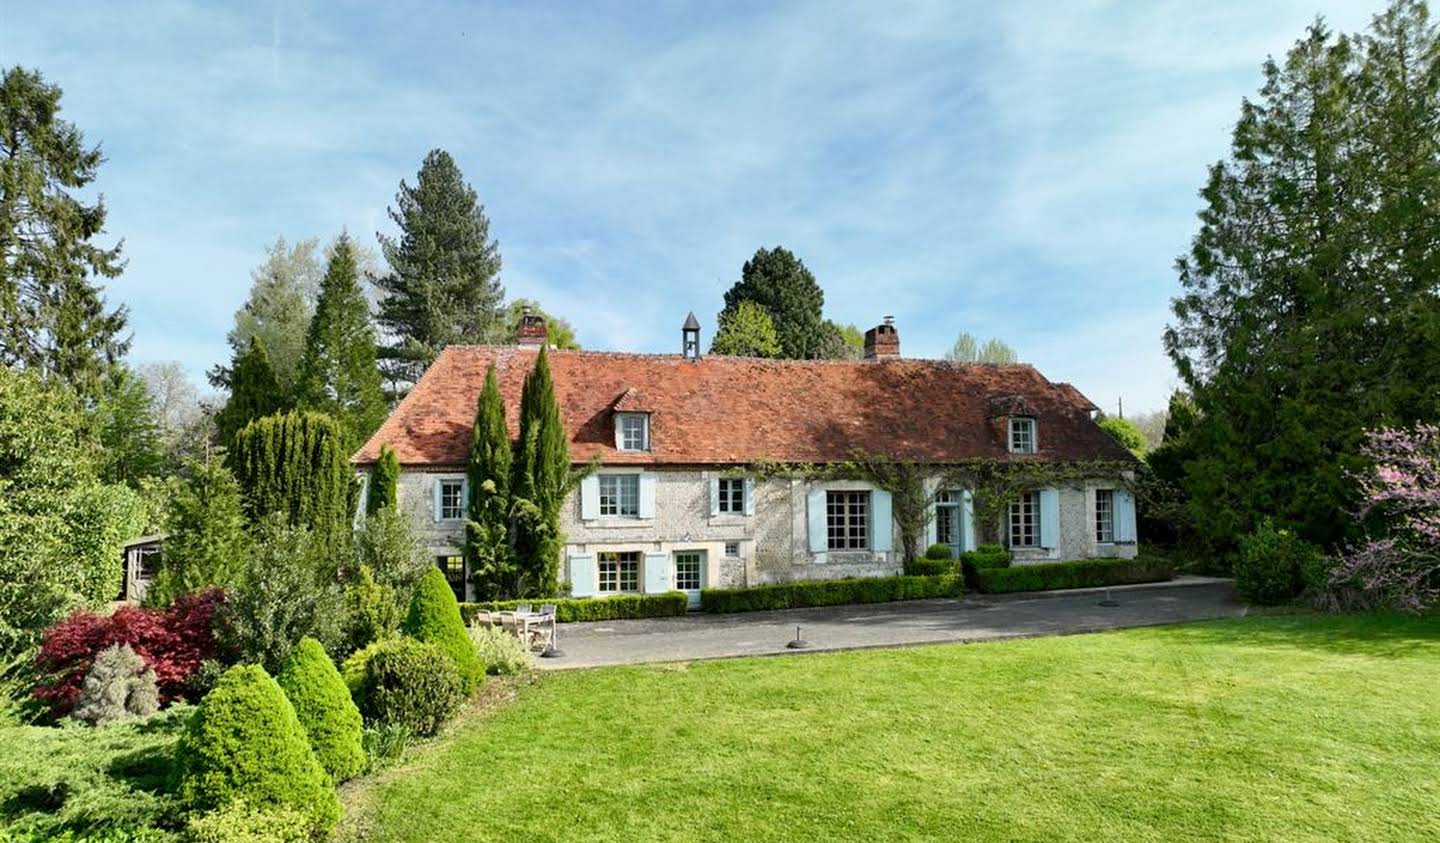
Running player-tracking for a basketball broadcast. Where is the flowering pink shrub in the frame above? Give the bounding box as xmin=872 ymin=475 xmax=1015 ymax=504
xmin=1333 ymin=426 xmax=1440 ymax=611
xmin=33 ymin=588 xmax=225 ymax=715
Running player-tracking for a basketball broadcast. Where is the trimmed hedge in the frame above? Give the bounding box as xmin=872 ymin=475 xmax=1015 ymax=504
xmin=172 ymin=664 xmax=340 ymax=835
xmin=354 ymin=638 xmax=463 ymax=737
xmin=904 ymin=556 xmax=955 ymax=576
xmin=460 ymin=592 xmax=689 ymax=624
xmin=402 ymin=568 xmax=485 ymax=693
xmin=700 ymin=575 xmax=963 ymax=614
xmin=276 ymin=637 xmax=365 ymax=783
xmin=973 ymin=557 xmax=1174 ymax=594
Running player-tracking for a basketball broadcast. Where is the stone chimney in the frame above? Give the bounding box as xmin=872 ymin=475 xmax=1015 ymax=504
xmin=515 ymin=305 xmax=548 ymax=348
xmin=863 ymin=316 xmax=900 ymax=360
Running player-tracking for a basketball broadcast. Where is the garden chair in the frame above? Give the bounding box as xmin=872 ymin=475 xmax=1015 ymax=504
xmin=470 ymin=610 xmax=495 ymax=628
xmin=515 ymin=603 xmax=533 ymax=615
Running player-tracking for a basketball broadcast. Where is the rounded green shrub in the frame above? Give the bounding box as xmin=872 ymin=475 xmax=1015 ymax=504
xmin=401 ymin=567 xmax=484 ymax=692
xmin=172 ymin=664 xmax=339 ymax=835
xmin=1235 ymin=521 xmax=1320 ymax=605
xmin=275 ymin=637 xmax=366 ymax=783
xmin=356 ymin=638 xmax=463 ymax=737
xmin=924 ymin=543 xmax=953 ymax=560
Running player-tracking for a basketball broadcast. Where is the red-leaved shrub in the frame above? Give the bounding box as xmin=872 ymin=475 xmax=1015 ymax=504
xmin=33 ymin=589 xmax=225 ymax=716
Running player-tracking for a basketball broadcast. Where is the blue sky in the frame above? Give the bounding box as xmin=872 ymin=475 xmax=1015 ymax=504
xmin=1 ymin=0 xmax=1377 ymax=414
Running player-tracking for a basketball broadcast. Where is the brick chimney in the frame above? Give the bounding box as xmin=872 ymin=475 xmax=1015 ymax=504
xmin=515 ymin=306 xmax=547 ymax=348
xmin=863 ymin=316 xmax=900 ymax=360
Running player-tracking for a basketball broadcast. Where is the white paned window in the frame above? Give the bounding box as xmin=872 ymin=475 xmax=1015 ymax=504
xmin=1009 ymin=417 xmax=1037 ymax=454
xmin=618 ymin=413 xmax=649 ymax=451
xmin=935 ymin=490 xmax=958 ymax=548
xmin=438 ymin=479 xmax=465 ymax=520
xmin=1010 ymin=492 xmax=1039 ymax=548
xmin=724 ymin=541 xmax=740 ymax=558
xmin=674 ymin=552 xmax=702 ymax=591
xmin=826 ymin=490 xmax=870 ymax=551
xmin=597 ymin=551 xmax=640 ymax=593
xmin=598 ymin=474 xmax=640 ymax=517
xmin=717 ymin=478 xmax=745 ymax=514
xmin=1095 ymin=489 xmax=1115 ymax=543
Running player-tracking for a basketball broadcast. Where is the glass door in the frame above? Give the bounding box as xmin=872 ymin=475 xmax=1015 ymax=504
xmin=935 ymin=491 xmax=961 ymax=557
xmin=673 ymin=551 xmax=705 ymax=608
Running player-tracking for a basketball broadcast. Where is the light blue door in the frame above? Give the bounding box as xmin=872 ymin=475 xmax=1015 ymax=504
xmin=673 ymin=550 xmax=705 ymax=608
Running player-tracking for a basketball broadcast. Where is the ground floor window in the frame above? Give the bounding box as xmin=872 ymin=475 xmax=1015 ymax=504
xmin=724 ymin=541 xmax=740 ymax=558
xmin=598 ymin=551 xmax=640 ymax=593
xmin=674 ymin=551 xmax=703 ymax=591
xmin=827 ymin=490 xmax=870 ymax=550
xmin=1095 ymin=489 xmax=1115 ymax=543
xmin=1009 ymin=492 xmax=1038 ymax=548
xmin=436 ymin=554 xmax=465 ymax=601
xmin=935 ymin=490 xmax=959 ymax=550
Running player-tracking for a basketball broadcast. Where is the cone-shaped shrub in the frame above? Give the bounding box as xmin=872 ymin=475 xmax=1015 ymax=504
xmin=276 ymin=637 xmax=365 ymax=783
xmin=173 ymin=664 xmax=340 ymax=834
xmin=401 ymin=568 xmax=484 ymax=693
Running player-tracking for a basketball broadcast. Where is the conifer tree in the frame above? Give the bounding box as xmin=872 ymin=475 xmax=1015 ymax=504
xmin=464 ymin=364 xmax=515 ymax=599
xmin=720 ymin=246 xmax=827 ymax=359
xmin=375 ymin=149 xmax=504 ymax=391
xmin=149 ymin=454 xmax=249 ymax=606
xmin=366 ymin=444 xmax=400 ymax=515
xmin=228 ymin=411 xmax=355 ymax=545
xmin=216 ymin=337 xmax=287 ymax=446
xmin=512 ymin=348 xmax=571 ymax=595
xmin=0 ymin=66 xmax=128 ymax=401
xmin=295 ymin=233 xmax=387 ymax=453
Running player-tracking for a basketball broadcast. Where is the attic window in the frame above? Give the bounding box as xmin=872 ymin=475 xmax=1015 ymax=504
xmin=1009 ymin=417 xmax=1037 ymax=454
xmin=617 ymin=413 xmax=650 ymax=452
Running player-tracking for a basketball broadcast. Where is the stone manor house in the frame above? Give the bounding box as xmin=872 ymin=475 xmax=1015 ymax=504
xmin=353 ymin=314 xmax=1138 ymax=605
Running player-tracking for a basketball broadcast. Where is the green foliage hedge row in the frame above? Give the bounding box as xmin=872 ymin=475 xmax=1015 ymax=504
xmin=972 ymin=557 xmax=1174 ymax=594
xmin=460 ymin=592 xmax=689 ymax=624
xmin=904 ymin=556 xmax=955 ymax=576
xmin=700 ymin=575 xmax=963 ymax=614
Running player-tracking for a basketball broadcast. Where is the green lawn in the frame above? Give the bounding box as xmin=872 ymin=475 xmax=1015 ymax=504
xmin=343 ymin=613 xmax=1440 ymax=843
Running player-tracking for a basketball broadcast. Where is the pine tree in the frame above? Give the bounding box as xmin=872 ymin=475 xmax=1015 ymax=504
xmin=464 ymin=364 xmax=515 ymax=599
xmin=149 ymin=454 xmax=249 ymax=606
xmin=228 ymin=411 xmax=356 ymax=546
xmin=375 ymin=149 xmax=504 ymax=391
xmin=295 ymin=233 xmax=387 ymax=454
xmin=720 ymin=247 xmax=827 ymax=359
xmin=0 ymin=66 xmax=127 ymax=402
xmin=710 ymin=300 xmax=781 ymax=358
xmin=216 ymin=337 xmax=287 ymax=446
xmin=1164 ymin=3 xmax=1440 ymax=552
xmin=366 ymin=444 xmax=400 ymax=515
xmin=512 ymin=348 xmax=571 ymax=596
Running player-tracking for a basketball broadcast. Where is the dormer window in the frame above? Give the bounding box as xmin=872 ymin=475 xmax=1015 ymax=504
xmin=617 ymin=413 xmax=650 ymax=452
xmin=1009 ymin=416 xmax=1037 ymax=454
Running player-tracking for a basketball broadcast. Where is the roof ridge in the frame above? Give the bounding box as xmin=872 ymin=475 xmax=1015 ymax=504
xmin=441 ymin=344 xmax=1041 ymax=370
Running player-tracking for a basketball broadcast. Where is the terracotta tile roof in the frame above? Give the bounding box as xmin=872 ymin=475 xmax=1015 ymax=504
xmin=353 ymin=347 xmax=1136 ymax=467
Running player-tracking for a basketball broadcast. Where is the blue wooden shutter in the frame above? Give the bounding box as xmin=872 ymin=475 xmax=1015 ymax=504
xmin=580 ymin=475 xmax=600 ymax=520
xmin=708 ymin=476 xmax=720 ymax=516
xmin=1039 ymin=488 xmax=1060 ymax=549
xmin=872 ymin=490 xmax=894 ymax=552
xmin=643 ymin=552 xmax=669 ymax=593
xmin=961 ymin=490 xmax=975 ymax=552
xmin=925 ymin=500 xmax=938 ymax=548
xmin=1114 ymin=489 xmax=1137 ymax=543
xmin=743 ymin=478 xmax=755 ymax=516
xmin=807 ymin=487 xmax=827 ymax=552
xmin=568 ymin=554 xmax=595 ymax=597
xmin=638 ymin=474 xmax=657 ymax=519
xmin=431 ymin=477 xmax=442 ymax=522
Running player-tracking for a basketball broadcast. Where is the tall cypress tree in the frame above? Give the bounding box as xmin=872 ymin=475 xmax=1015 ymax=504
xmin=366 ymin=444 xmax=399 ymax=515
xmin=228 ymin=411 xmax=355 ymax=546
xmin=464 ymin=364 xmax=515 ymax=599
xmin=375 ymin=149 xmax=504 ymax=392
xmin=215 ymin=336 xmax=286 ymax=446
xmin=512 ymin=348 xmax=570 ymax=596
xmin=296 ymin=233 xmax=387 ymax=454
xmin=0 ymin=66 xmax=127 ymax=402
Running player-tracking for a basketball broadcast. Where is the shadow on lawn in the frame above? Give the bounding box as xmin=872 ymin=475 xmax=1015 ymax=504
xmin=1151 ymin=611 xmax=1440 ymax=659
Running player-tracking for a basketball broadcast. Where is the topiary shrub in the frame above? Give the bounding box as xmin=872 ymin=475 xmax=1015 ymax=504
xmin=925 ymin=543 xmax=953 ymax=560
xmin=172 ymin=664 xmax=339 ymax=835
xmin=468 ymin=624 xmax=530 ymax=676
xmin=1235 ymin=521 xmax=1320 ymax=606
xmin=959 ymin=544 xmax=1012 ymax=589
xmin=275 ymin=637 xmax=365 ymax=783
xmin=71 ymin=643 xmax=159 ymax=727
xmin=185 ymin=799 xmax=313 ymax=843
xmin=904 ymin=556 xmax=954 ymax=576
xmin=354 ymin=638 xmax=463 ymax=737
xmin=401 ymin=568 xmax=484 ymax=693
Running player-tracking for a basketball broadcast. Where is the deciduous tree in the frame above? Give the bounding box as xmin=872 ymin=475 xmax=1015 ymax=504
xmin=710 ymin=300 xmax=781 ymax=358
